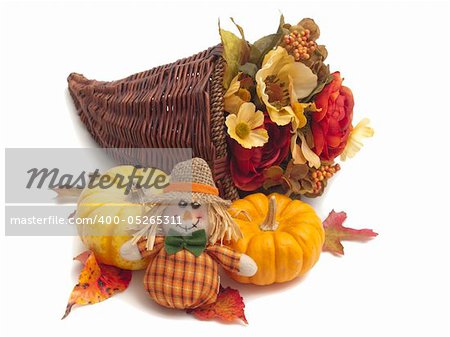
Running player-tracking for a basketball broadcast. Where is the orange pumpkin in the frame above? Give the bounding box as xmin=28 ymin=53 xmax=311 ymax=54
xmin=227 ymin=193 xmax=324 ymax=285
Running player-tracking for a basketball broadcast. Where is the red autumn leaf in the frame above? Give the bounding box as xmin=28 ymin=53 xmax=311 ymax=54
xmin=62 ymin=251 xmax=132 ymax=319
xmin=322 ymin=210 xmax=378 ymax=256
xmin=188 ymin=286 xmax=248 ymax=324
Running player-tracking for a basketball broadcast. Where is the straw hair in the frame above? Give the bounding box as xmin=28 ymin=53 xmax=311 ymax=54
xmin=130 ymin=158 xmax=242 ymax=250
xmin=207 ymin=203 xmax=242 ymax=244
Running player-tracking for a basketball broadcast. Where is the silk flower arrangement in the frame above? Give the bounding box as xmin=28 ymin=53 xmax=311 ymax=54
xmin=221 ymin=16 xmax=374 ymax=196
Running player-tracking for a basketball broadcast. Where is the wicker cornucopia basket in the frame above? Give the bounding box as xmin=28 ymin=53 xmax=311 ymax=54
xmin=68 ymin=45 xmax=240 ymax=200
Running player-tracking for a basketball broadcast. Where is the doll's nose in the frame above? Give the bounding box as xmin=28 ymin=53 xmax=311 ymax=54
xmin=182 ymin=211 xmax=193 ymax=221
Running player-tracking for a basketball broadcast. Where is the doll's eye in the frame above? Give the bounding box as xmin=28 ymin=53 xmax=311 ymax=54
xmin=191 ymin=202 xmax=201 ymax=209
xmin=178 ymin=200 xmax=188 ymax=208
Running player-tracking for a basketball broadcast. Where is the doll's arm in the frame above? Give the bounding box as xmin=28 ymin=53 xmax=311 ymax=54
xmin=206 ymin=245 xmax=257 ymax=277
xmin=237 ymin=253 xmax=258 ymax=277
xmin=120 ymin=236 xmax=164 ymax=261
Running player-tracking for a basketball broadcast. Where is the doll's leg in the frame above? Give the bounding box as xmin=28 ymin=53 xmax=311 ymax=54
xmin=120 ymin=240 xmax=142 ymax=261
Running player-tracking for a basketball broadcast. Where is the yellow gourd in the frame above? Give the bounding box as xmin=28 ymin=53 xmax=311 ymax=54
xmin=227 ymin=193 xmax=324 ymax=285
xmin=76 ymin=166 xmax=167 ymax=270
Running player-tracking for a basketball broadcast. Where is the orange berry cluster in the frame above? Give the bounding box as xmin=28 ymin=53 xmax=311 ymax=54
xmin=283 ymin=29 xmax=317 ymax=61
xmin=310 ymin=163 xmax=341 ymax=194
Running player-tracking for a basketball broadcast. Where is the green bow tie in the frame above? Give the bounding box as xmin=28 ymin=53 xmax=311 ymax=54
xmin=164 ymin=229 xmax=207 ymax=257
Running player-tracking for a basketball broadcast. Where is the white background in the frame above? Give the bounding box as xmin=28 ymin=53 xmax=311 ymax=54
xmin=1 ymin=1 xmax=449 ymax=336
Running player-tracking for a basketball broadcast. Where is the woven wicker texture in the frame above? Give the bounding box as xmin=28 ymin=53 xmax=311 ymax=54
xmin=68 ymin=45 xmax=239 ymax=200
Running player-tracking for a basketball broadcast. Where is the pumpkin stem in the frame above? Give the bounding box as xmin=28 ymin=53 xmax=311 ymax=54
xmin=260 ymin=196 xmax=278 ymax=231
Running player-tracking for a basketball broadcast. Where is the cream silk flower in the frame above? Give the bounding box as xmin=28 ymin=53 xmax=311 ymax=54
xmin=256 ymin=46 xmax=317 ymax=126
xmin=225 ymin=102 xmax=269 ymax=149
xmin=291 ymin=131 xmax=321 ymax=168
xmin=224 ymin=73 xmax=251 ymax=114
xmin=289 ymin=94 xmax=320 ymax=168
xmin=340 ymin=118 xmax=374 ymax=161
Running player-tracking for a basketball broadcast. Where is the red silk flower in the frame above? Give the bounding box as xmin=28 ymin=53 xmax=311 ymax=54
xmin=312 ymin=72 xmax=354 ymax=161
xmin=230 ymin=115 xmax=290 ymax=191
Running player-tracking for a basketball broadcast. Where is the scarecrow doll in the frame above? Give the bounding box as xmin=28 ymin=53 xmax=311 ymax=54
xmin=120 ymin=158 xmax=257 ymax=309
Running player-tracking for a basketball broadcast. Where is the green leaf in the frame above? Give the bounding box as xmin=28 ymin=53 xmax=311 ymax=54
xmin=249 ymin=34 xmax=281 ymax=66
xmin=239 ymin=62 xmax=258 ymax=78
xmin=219 ymin=19 xmax=250 ymax=89
xmin=249 ymin=14 xmax=289 ymax=67
xmin=301 ymin=70 xmax=333 ymax=103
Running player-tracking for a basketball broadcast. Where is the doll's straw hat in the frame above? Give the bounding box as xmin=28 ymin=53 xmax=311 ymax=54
xmin=146 ymin=158 xmax=231 ymax=207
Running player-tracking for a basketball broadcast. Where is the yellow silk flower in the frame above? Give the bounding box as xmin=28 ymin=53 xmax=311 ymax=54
xmin=225 ymin=102 xmax=268 ymax=149
xmin=256 ymin=46 xmax=317 ymax=127
xmin=340 ymin=118 xmax=374 ymax=161
xmin=289 ymin=100 xmax=320 ymax=168
xmin=291 ymin=131 xmax=321 ymax=168
xmin=224 ymin=73 xmax=251 ymax=114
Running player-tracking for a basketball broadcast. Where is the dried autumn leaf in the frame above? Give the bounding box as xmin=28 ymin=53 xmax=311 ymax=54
xmin=284 ymin=160 xmax=310 ymax=194
xmin=322 ymin=210 xmax=378 ymax=256
xmin=188 ymin=286 xmax=248 ymax=324
xmin=294 ymin=18 xmax=321 ymax=41
xmin=285 ymin=160 xmax=309 ymax=180
xmin=263 ymin=166 xmax=285 ymax=189
xmin=62 ymin=251 xmax=132 ymax=319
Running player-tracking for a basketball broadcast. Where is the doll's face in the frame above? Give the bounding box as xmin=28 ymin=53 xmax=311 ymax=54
xmin=161 ymin=199 xmax=209 ymax=236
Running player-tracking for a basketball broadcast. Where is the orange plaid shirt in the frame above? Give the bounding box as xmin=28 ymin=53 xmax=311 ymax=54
xmin=138 ymin=236 xmax=242 ymax=309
